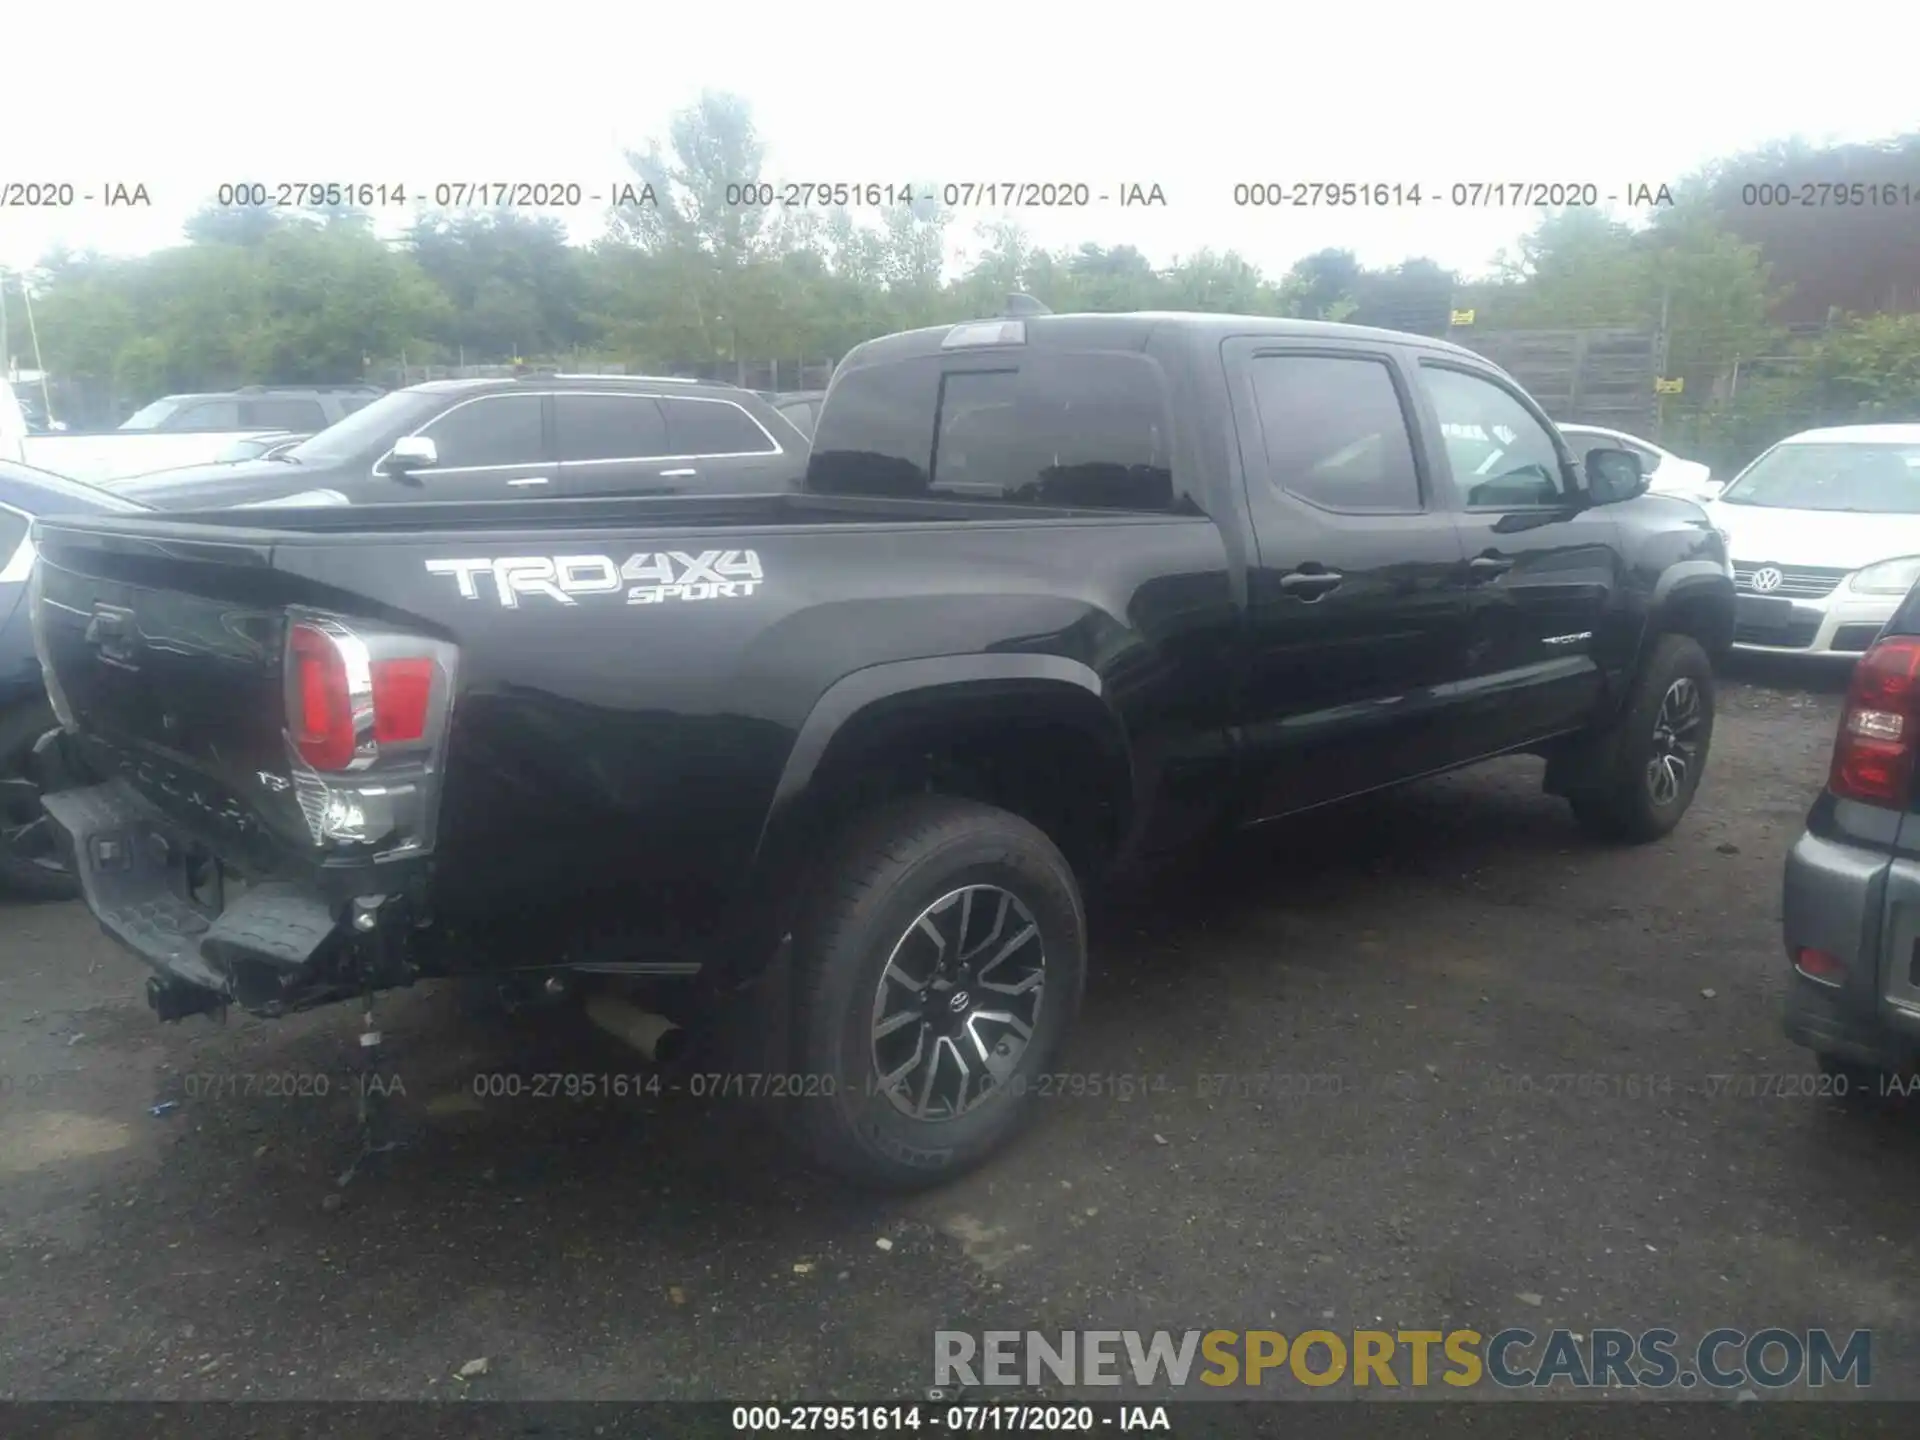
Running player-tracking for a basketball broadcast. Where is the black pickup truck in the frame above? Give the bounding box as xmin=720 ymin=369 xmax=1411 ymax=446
xmin=27 ymin=308 xmax=1735 ymax=1187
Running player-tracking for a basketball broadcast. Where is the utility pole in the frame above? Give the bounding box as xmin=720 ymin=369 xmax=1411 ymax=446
xmin=0 ymin=267 xmax=11 ymax=379
xmin=1652 ymin=279 xmax=1673 ymax=442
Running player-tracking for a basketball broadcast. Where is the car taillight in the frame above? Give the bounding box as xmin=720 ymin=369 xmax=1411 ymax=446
xmin=1794 ymin=948 xmax=1846 ymax=984
xmin=1830 ymin=636 xmax=1920 ymax=807
xmin=286 ymin=619 xmax=443 ymax=773
xmin=280 ymin=614 xmax=459 ymax=856
xmin=371 ymin=657 xmax=434 ymax=744
xmin=289 ymin=622 xmax=358 ymax=769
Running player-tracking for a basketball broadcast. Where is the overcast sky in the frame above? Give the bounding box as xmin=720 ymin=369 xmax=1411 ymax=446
xmin=3 ymin=0 xmax=1914 ymax=280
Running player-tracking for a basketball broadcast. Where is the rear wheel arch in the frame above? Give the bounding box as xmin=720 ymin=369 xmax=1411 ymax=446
xmin=744 ymin=657 xmax=1134 ymax=946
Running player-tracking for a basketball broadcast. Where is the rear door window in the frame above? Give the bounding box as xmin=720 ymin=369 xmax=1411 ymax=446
xmin=661 ymin=398 xmax=779 ymax=457
xmin=557 ymin=393 xmax=669 ymax=461
xmin=1245 ymin=354 xmax=1424 ymax=513
xmin=809 ymin=351 xmax=1175 ymax=511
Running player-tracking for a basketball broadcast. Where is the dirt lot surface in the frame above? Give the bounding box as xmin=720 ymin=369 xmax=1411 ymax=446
xmin=3 ymin=660 xmax=1916 ymax=1409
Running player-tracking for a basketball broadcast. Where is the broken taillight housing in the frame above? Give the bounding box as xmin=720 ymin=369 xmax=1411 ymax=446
xmin=282 ymin=614 xmax=458 ymax=856
xmin=1829 ymin=636 xmax=1920 ymax=808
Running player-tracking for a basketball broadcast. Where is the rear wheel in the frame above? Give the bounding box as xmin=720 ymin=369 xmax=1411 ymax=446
xmin=788 ymin=795 xmax=1086 ymax=1189
xmin=0 ymin=702 xmax=76 ymax=902
xmin=1569 ymin=634 xmax=1715 ymax=843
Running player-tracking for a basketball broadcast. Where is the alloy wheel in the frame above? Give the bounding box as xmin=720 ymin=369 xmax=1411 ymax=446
xmin=869 ymin=884 xmax=1046 ymax=1121
xmin=1646 ymin=677 xmax=1704 ymax=807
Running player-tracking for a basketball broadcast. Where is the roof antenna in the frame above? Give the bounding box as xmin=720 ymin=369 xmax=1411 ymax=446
xmin=1001 ymin=293 xmax=1050 ymax=318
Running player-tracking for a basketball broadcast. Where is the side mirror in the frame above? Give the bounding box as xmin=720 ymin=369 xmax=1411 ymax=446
xmin=1585 ymin=447 xmax=1648 ymax=504
xmin=387 ymin=435 xmax=438 ymax=473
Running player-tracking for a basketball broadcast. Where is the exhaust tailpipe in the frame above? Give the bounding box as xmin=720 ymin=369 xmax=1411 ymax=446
xmin=584 ymin=994 xmax=688 ymax=1064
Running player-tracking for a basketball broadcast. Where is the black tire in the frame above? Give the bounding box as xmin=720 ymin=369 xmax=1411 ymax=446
xmin=1568 ymin=633 xmax=1715 ymax=844
xmin=788 ymin=794 xmax=1086 ymax=1189
xmin=0 ymin=702 xmax=77 ymax=902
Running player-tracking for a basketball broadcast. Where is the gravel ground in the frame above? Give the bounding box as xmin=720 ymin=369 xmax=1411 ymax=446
xmin=3 ymin=659 xmax=1915 ymax=1408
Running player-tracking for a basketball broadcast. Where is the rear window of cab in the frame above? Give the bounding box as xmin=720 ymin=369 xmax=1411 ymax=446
xmin=806 ymin=351 xmax=1177 ymax=512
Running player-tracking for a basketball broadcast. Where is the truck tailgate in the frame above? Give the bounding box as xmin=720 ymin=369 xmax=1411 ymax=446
xmin=31 ymin=517 xmax=466 ymax=1012
xmin=31 ymin=527 xmax=313 ymax=866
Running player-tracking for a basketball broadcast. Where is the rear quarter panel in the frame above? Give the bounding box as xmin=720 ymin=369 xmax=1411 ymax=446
xmin=262 ymin=514 xmax=1237 ymax=960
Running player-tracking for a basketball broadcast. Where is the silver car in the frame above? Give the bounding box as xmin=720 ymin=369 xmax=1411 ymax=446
xmin=1782 ymin=588 xmax=1920 ymax=1089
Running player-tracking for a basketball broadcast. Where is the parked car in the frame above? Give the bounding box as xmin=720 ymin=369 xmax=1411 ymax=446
xmin=30 ymin=305 xmax=1732 ymax=1186
xmin=1782 ymin=582 xmax=1920 ymax=1089
xmin=1558 ymin=424 xmax=1716 ymax=501
xmin=0 ymin=459 xmax=149 ymax=897
xmin=762 ymin=389 xmax=826 ymax=440
xmin=20 ymin=385 xmax=387 ymax=486
xmin=210 ymin=432 xmax=312 ymax=464
xmin=109 ymin=375 xmax=811 ymax=510
xmin=118 ymin=385 xmax=384 ymax=433
xmin=1704 ymin=424 xmax=1920 ymax=658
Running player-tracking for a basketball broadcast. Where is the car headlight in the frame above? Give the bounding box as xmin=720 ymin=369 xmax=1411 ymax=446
xmin=1850 ymin=556 xmax=1920 ymax=596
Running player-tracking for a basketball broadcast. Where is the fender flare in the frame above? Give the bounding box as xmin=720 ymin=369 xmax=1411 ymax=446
xmin=763 ymin=651 xmax=1129 ymax=826
xmin=714 ymin=653 xmax=1133 ymax=991
xmin=1646 ymin=562 xmax=1736 ymax=658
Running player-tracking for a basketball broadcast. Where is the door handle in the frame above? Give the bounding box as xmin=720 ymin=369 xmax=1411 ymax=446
xmin=1279 ymin=569 xmax=1344 ymax=599
xmin=1468 ymin=554 xmax=1514 ymax=581
xmin=506 ymin=475 xmax=551 ymax=488
xmin=658 ymin=468 xmax=697 ymax=478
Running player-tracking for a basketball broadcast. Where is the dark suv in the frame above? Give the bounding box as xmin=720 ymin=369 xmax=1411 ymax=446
xmin=113 ymin=375 xmax=812 ymax=510
xmin=119 ymin=386 xmax=385 ymax=434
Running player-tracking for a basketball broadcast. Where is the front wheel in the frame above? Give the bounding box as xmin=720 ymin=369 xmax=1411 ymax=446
xmin=788 ymin=795 xmax=1087 ymax=1189
xmin=1569 ymin=634 xmax=1716 ymax=844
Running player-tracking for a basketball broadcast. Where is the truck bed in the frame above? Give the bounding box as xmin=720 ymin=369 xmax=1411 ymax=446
xmin=30 ymin=490 xmax=1232 ymax=1007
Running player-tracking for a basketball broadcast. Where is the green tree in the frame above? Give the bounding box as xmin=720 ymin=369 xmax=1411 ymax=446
xmin=406 ymin=209 xmax=590 ymax=361
xmin=1800 ymin=313 xmax=1920 ymax=418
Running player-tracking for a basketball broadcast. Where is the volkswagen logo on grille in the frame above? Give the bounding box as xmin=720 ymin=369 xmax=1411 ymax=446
xmin=1750 ymin=566 xmax=1785 ymax=593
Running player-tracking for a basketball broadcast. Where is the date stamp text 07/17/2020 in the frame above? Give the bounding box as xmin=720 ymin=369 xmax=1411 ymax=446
xmin=5 ymin=177 xmax=1919 ymax=212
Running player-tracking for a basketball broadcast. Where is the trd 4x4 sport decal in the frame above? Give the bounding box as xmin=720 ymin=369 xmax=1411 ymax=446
xmin=424 ymin=550 xmax=764 ymax=608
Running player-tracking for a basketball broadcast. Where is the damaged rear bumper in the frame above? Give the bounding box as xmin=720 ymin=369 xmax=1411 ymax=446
xmin=40 ymin=778 xmax=348 ymax=1016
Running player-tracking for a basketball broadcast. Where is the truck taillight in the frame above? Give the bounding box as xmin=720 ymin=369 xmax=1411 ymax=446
xmin=371 ymin=658 xmax=434 ymax=744
xmin=281 ymin=613 xmax=457 ymax=857
xmin=287 ymin=621 xmax=440 ymax=771
xmin=289 ymin=622 xmax=357 ymax=770
xmin=1830 ymin=636 xmax=1920 ymax=807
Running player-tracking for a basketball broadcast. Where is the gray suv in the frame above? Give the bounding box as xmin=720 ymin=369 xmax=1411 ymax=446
xmin=1783 ymin=579 xmax=1920 ymax=1090
xmin=119 ymin=385 xmax=385 ymax=433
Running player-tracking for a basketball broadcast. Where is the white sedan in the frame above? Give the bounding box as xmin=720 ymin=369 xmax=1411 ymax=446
xmin=1558 ymin=423 xmax=1718 ymax=500
xmin=1704 ymin=424 xmax=1920 ymax=659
